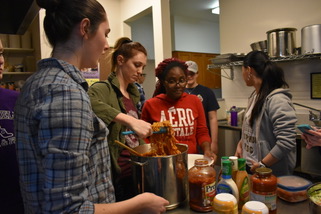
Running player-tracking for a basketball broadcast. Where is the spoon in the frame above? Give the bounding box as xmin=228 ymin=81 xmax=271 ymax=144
xmin=121 ymin=127 xmax=167 ymax=135
xmin=114 ymin=140 xmax=143 ymax=157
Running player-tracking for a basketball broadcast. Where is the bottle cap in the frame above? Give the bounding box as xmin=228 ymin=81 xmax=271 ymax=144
xmin=222 ymin=160 xmax=232 ymax=177
xmin=194 ymin=159 xmax=209 ymax=166
xmin=238 ymin=158 xmax=246 ymax=171
xmin=242 ymin=201 xmax=269 ymax=214
xmin=255 ymin=167 xmax=272 ymax=175
xmin=213 ymin=193 xmax=237 ymax=213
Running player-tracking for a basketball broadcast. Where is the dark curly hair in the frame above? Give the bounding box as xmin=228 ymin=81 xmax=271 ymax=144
xmin=153 ymin=58 xmax=188 ymax=97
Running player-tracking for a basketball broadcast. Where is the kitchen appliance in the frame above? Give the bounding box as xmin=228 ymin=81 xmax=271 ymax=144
xmin=301 ymin=24 xmax=321 ymax=54
xmin=130 ymin=144 xmax=188 ymax=210
xmin=266 ymin=28 xmax=297 ymax=58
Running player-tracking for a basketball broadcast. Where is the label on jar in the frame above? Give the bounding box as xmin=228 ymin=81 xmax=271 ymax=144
xmin=250 ymin=191 xmax=277 ymax=211
xmin=204 ymin=181 xmax=216 ymax=206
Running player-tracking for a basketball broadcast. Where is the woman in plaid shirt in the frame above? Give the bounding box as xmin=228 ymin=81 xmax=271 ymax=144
xmin=14 ymin=0 xmax=168 ymax=213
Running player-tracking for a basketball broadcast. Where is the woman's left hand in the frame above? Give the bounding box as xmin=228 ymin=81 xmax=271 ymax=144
xmin=249 ymin=159 xmax=260 ymax=173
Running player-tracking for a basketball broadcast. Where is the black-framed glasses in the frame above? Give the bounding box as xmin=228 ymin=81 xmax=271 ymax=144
xmin=165 ymin=78 xmax=187 ymax=86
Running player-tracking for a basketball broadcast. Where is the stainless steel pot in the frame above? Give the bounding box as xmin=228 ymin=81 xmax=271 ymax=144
xmin=130 ymin=144 xmax=188 ymax=210
xmin=250 ymin=40 xmax=267 ymax=52
xmin=266 ymin=28 xmax=297 ymax=58
xmin=307 ymin=182 xmax=321 ymax=214
xmin=301 ymin=24 xmax=321 ymax=54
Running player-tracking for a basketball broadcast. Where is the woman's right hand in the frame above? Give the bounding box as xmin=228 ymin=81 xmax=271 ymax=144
xmin=135 ymin=193 xmax=169 ymax=214
xmin=129 ymin=118 xmax=153 ymax=139
xmin=234 ymin=140 xmax=243 ymax=158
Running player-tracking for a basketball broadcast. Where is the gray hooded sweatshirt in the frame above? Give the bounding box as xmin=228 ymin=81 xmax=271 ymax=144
xmin=242 ymin=88 xmax=297 ymax=176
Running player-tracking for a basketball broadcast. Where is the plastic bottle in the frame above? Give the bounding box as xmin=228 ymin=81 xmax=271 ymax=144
xmin=230 ymin=106 xmax=238 ymax=126
xmin=229 ymin=156 xmax=238 ymax=182
xmin=235 ymin=158 xmax=249 ymax=209
xmin=216 ymin=160 xmax=239 ymax=202
xmin=250 ymin=168 xmax=277 ymax=214
xmin=213 ymin=193 xmax=238 ymax=214
xmin=189 ymin=159 xmax=216 ymax=212
xmin=218 ymin=156 xmax=229 ymax=182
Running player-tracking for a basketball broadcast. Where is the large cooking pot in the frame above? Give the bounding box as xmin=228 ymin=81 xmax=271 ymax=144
xmin=130 ymin=144 xmax=188 ymax=210
xmin=301 ymin=24 xmax=321 ymax=54
xmin=266 ymin=28 xmax=297 ymax=58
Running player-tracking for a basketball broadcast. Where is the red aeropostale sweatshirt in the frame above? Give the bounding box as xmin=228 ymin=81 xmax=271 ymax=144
xmin=141 ymin=92 xmax=210 ymax=154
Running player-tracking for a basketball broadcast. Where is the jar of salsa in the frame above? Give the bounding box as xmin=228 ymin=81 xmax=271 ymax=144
xmin=250 ymin=168 xmax=277 ymax=214
xmin=189 ymin=159 xmax=216 ymax=212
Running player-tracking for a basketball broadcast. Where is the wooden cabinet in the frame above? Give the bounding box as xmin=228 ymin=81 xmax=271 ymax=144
xmin=1 ymin=16 xmax=40 ymax=90
xmin=172 ymin=51 xmax=221 ymax=89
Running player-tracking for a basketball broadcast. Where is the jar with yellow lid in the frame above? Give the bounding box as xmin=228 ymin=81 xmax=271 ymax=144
xmin=250 ymin=168 xmax=277 ymax=214
xmin=213 ymin=193 xmax=238 ymax=214
xmin=242 ymin=201 xmax=269 ymax=214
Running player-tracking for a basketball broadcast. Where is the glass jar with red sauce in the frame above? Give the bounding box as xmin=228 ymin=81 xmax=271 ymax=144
xmin=188 ymin=159 xmax=216 ymax=212
xmin=250 ymin=167 xmax=277 ymax=214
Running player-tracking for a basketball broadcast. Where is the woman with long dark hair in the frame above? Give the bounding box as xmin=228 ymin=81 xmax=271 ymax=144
xmin=235 ymin=51 xmax=297 ymax=176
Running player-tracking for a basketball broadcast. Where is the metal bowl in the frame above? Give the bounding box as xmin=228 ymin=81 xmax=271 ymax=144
xmin=307 ymin=182 xmax=321 ymax=214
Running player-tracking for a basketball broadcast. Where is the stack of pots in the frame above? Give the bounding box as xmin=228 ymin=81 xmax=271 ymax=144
xmin=265 ymin=24 xmax=321 ymax=58
xmin=266 ymin=28 xmax=297 ymax=58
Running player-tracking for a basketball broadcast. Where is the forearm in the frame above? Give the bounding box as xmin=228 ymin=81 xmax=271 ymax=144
xmin=261 ymin=153 xmax=279 ymax=167
xmin=208 ymin=111 xmax=218 ymax=154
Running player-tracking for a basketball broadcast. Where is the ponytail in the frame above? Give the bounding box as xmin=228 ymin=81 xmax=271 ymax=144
xmin=243 ymin=51 xmax=288 ymax=126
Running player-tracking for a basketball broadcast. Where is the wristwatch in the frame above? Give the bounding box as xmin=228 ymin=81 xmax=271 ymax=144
xmin=259 ymin=161 xmax=266 ymax=168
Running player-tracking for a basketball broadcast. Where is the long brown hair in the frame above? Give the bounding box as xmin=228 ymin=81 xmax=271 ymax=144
xmin=110 ymin=37 xmax=147 ymax=72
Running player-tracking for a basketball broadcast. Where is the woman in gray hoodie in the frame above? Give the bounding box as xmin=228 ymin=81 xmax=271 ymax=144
xmin=235 ymin=51 xmax=297 ymax=176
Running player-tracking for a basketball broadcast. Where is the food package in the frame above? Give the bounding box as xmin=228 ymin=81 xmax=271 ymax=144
xmin=277 ymin=175 xmax=312 ymax=202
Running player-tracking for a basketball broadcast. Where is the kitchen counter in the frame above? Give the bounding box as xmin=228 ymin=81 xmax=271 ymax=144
xmin=166 ymin=198 xmax=309 ymax=214
xmin=218 ymin=120 xmax=242 ymax=131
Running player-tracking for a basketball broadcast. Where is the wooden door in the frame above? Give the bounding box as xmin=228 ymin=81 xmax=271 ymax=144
xmin=172 ymin=51 xmax=221 ymax=89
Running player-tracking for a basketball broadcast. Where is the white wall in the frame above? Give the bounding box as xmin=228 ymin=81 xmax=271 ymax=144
xmin=120 ymin=0 xmax=172 ymax=65
xmin=172 ymin=15 xmax=220 ymax=53
xmin=39 ymin=0 xmax=123 ymax=58
xmin=220 ymin=0 xmax=321 ymax=120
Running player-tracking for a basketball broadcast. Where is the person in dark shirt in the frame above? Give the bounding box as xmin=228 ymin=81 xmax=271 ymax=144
xmin=185 ymin=60 xmax=220 ymax=155
xmin=0 ymin=38 xmax=24 ymax=214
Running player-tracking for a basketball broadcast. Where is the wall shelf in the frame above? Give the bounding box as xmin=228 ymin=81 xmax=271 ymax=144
xmin=3 ymin=72 xmax=34 ymax=75
xmin=4 ymin=48 xmax=34 ymax=54
xmin=209 ymin=53 xmax=321 ymax=69
xmin=207 ymin=53 xmax=321 ymax=80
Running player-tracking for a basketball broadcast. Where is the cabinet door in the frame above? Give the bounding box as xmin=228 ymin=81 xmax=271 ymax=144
xmin=172 ymin=51 xmax=221 ymax=89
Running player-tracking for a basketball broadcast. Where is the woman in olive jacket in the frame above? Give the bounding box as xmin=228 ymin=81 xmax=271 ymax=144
xmin=88 ymin=37 xmax=152 ymax=201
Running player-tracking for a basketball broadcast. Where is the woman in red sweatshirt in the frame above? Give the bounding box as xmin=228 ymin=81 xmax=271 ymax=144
xmin=141 ymin=58 xmax=216 ymax=161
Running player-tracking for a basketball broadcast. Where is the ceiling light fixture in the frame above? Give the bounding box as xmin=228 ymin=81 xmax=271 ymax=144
xmin=212 ymin=7 xmax=220 ymax=14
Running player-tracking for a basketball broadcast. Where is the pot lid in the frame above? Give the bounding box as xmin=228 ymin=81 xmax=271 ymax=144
xmin=266 ymin=28 xmax=297 ymax=34
xmin=277 ymin=175 xmax=312 ymax=191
